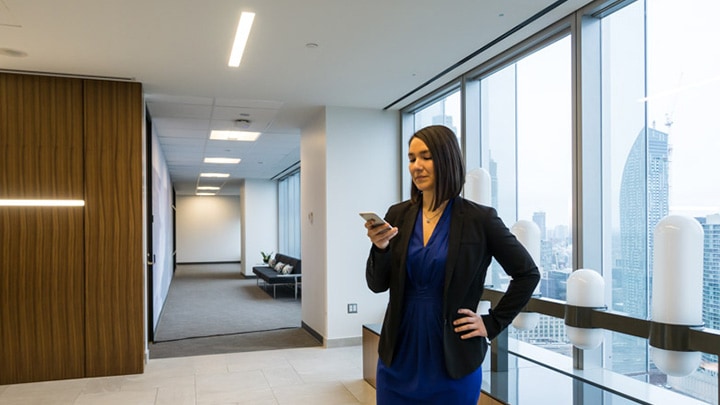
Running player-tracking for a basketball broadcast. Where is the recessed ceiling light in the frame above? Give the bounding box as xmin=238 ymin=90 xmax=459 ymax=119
xmin=196 ymin=192 xmax=217 ymax=196
xmin=197 ymin=186 xmax=221 ymax=191
xmin=210 ymin=130 xmax=260 ymax=141
xmin=204 ymin=157 xmax=241 ymax=164
xmin=200 ymin=173 xmax=230 ymax=178
xmin=228 ymin=11 xmax=255 ymax=67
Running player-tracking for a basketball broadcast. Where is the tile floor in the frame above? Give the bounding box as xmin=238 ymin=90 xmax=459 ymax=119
xmin=0 ymin=345 xmax=376 ymax=405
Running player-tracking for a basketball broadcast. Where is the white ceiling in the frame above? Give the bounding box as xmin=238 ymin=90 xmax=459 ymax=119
xmin=0 ymin=0 xmax=591 ymax=195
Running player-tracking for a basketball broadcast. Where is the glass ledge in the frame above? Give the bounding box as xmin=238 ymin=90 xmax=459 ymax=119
xmin=480 ymin=339 xmax=709 ymax=404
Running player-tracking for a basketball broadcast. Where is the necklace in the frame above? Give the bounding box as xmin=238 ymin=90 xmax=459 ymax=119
xmin=423 ymin=205 xmax=444 ymax=223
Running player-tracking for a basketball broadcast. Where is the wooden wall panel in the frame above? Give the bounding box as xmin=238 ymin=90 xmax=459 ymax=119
xmin=0 ymin=73 xmax=86 ymax=385
xmin=83 ymin=80 xmax=144 ymax=377
xmin=0 ymin=74 xmax=84 ymax=199
xmin=0 ymin=73 xmax=145 ymax=383
xmin=0 ymin=208 xmax=85 ymax=384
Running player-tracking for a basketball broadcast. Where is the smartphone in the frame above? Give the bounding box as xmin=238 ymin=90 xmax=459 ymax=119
xmin=359 ymin=212 xmax=387 ymax=226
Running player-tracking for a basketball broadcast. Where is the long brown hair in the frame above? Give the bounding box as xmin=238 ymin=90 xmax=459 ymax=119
xmin=409 ymin=125 xmax=465 ymax=211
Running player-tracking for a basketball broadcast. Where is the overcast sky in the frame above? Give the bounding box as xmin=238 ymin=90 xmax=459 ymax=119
xmin=647 ymin=0 xmax=720 ymax=218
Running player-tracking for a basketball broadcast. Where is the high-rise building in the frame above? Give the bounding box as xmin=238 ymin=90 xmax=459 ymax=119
xmin=617 ymin=127 xmax=669 ymax=319
xmin=533 ymin=211 xmax=553 ymax=285
xmin=488 ymin=157 xmax=505 ymax=289
xmin=700 ymin=214 xmax=720 ymax=363
xmin=489 ymin=157 xmax=498 ymax=209
xmin=533 ymin=212 xmax=547 ymax=240
xmin=432 ymin=114 xmax=458 ymax=135
xmin=613 ymin=127 xmax=669 ymax=376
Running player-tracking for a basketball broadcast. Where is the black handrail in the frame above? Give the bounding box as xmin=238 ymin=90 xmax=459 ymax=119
xmin=482 ymin=288 xmax=720 ymax=355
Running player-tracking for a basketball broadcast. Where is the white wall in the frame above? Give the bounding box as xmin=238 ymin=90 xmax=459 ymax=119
xmin=176 ymin=195 xmax=241 ymax=263
xmin=149 ymin=125 xmax=175 ymax=331
xmin=240 ymin=179 xmax=278 ymax=277
xmin=301 ymin=106 xmax=400 ymax=345
xmin=325 ymin=107 xmax=400 ymax=342
xmin=300 ymin=111 xmax=328 ymax=338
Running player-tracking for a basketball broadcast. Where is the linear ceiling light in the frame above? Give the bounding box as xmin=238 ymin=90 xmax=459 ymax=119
xmin=200 ymin=173 xmax=230 ymax=178
xmin=196 ymin=192 xmax=217 ymax=196
xmin=228 ymin=11 xmax=255 ymax=67
xmin=197 ymin=186 xmax=221 ymax=191
xmin=210 ymin=130 xmax=260 ymax=141
xmin=204 ymin=157 xmax=241 ymax=164
xmin=0 ymin=199 xmax=85 ymax=207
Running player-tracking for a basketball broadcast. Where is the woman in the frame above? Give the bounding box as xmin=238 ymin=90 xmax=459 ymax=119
xmin=364 ymin=125 xmax=540 ymax=404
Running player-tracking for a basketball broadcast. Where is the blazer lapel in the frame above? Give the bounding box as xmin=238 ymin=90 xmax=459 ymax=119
xmin=393 ymin=202 xmax=420 ymax=294
xmin=444 ymin=197 xmax=465 ymax=312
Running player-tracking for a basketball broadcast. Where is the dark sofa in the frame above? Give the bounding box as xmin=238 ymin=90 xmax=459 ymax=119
xmin=252 ymin=253 xmax=301 ymax=299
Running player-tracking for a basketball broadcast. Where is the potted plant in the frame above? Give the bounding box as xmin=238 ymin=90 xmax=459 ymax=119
xmin=261 ymin=251 xmax=273 ymax=264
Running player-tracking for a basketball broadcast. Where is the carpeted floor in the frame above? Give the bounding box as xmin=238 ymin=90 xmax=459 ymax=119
xmin=150 ymin=328 xmax=322 ymax=359
xmin=149 ymin=263 xmax=320 ymax=359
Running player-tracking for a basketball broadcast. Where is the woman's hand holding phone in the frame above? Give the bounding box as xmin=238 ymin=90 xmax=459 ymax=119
xmin=360 ymin=212 xmax=398 ymax=250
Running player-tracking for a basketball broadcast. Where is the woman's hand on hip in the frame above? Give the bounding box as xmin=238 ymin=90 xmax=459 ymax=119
xmin=453 ymin=308 xmax=488 ymax=339
xmin=364 ymin=220 xmax=398 ymax=250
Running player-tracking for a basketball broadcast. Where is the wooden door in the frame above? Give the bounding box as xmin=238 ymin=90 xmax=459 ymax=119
xmin=83 ymin=79 xmax=144 ymax=377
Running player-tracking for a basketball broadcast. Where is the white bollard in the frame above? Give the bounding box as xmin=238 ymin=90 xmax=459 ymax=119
xmin=650 ymin=215 xmax=703 ymax=377
xmin=566 ymin=269 xmax=605 ymax=350
xmin=464 ymin=168 xmax=491 ymax=206
xmin=511 ymin=219 xmax=541 ymax=331
xmin=465 ymin=168 xmax=493 ymax=313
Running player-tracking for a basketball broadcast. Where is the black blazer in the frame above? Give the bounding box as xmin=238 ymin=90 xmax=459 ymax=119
xmin=366 ymin=196 xmax=540 ymax=379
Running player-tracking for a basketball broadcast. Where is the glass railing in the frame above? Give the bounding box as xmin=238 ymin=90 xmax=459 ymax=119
xmin=482 ymin=289 xmax=720 ymax=404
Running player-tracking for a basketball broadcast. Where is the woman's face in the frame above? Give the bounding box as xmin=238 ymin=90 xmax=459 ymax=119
xmin=408 ymin=137 xmax=435 ymax=193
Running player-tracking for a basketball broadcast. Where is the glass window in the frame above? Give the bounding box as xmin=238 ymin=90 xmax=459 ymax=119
xmin=407 ymin=89 xmax=462 ymax=200
xmin=476 ymin=36 xmax=572 ymax=357
xmin=478 ymin=37 xmax=572 ymax=300
xmin=646 ymin=4 xmax=720 ymax=396
xmin=278 ymin=171 xmax=300 ymax=258
xmin=401 ymin=1 xmax=719 ymax=402
xmin=413 ymin=90 xmax=462 ymax=136
xmin=601 ymin=0 xmax=720 ymax=402
xmin=600 ymin=0 xmax=650 ymax=381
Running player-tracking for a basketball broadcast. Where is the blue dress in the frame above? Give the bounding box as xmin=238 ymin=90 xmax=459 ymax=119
xmin=376 ymin=201 xmax=482 ymax=404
